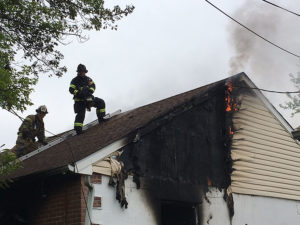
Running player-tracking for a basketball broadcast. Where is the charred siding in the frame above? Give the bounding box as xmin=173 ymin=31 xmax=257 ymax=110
xmin=121 ymin=84 xmax=231 ymax=202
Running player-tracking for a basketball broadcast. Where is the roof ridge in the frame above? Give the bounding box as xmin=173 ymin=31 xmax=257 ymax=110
xmin=127 ymin=77 xmax=230 ymax=113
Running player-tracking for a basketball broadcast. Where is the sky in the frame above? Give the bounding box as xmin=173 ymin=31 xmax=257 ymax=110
xmin=1 ymin=0 xmax=300 ymax=149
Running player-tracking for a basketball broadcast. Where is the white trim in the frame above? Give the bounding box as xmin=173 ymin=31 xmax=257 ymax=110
xmin=68 ymin=164 xmax=75 ymax=172
xmin=70 ymin=137 xmax=129 ymax=175
xmin=76 ymin=165 xmax=93 ymax=175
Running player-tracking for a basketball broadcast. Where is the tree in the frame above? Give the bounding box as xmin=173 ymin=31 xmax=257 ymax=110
xmin=0 ymin=0 xmax=134 ymax=111
xmin=0 ymin=149 xmax=22 ymax=188
xmin=0 ymin=0 xmax=134 ymax=186
xmin=280 ymin=72 xmax=300 ymax=116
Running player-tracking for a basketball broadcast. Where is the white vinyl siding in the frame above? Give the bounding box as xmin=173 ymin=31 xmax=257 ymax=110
xmin=231 ymin=94 xmax=300 ymax=201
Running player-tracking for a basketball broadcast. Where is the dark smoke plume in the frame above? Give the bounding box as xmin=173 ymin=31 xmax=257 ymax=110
xmin=228 ymin=1 xmax=300 ymax=126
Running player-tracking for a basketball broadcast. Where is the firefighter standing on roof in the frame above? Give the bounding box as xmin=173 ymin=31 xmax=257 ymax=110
xmin=11 ymin=105 xmax=49 ymax=157
xmin=69 ymin=64 xmax=106 ymax=135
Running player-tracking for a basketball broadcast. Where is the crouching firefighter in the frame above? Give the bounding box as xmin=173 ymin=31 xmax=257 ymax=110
xmin=11 ymin=105 xmax=49 ymax=158
xmin=69 ymin=64 xmax=106 ymax=135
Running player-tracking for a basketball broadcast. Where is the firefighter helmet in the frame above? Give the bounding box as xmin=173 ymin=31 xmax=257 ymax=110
xmin=36 ymin=105 xmax=48 ymax=114
xmin=77 ymin=64 xmax=88 ymax=73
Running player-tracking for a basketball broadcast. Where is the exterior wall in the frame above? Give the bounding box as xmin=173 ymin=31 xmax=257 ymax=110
xmin=90 ymin=177 xmax=300 ymax=225
xmin=199 ymin=188 xmax=231 ymax=225
xmin=231 ymin=93 xmax=300 ymax=201
xmin=120 ymin=89 xmax=230 ymax=200
xmin=0 ymin=174 xmax=88 ymax=225
xmin=91 ymin=176 xmax=159 ymax=225
xmin=33 ymin=174 xmax=88 ymax=225
xmin=232 ymin=193 xmax=300 ymax=225
xmin=90 ymin=176 xmax=300 ymax=225
xmin=201 ymin=189 xmax=300 ymax=225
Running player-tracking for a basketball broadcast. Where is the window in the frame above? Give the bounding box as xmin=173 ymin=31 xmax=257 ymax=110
xmin=161 ymin=201 xmax=197 ymax=225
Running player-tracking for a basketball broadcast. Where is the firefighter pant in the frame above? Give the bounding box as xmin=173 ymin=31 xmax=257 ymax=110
xmin=11 ymin=136 xmax=38 ymax=158
xmin=73 ymin=97 xmax=106 ymax=133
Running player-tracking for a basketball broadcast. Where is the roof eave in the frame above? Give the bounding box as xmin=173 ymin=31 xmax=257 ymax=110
xmin=69 ymin=136 xmax=129 ymax=175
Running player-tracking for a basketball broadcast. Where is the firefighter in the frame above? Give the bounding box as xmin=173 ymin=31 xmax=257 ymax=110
xmin=11 ymin=105 xmax=49 ymax=157
xmin=69 ymin=64 xmax=106 ymax=135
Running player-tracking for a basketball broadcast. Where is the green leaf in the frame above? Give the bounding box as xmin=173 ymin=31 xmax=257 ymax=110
xmin=0 ymin=0 xmax=134 ymax=111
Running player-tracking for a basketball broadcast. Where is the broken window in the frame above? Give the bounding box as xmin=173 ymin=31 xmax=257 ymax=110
xmin=161 ymin=201 xmax=198 ymax=225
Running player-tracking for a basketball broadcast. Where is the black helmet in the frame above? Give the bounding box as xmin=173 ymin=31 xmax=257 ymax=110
xmin=36 ymin=105 xmax=48 ymax=114
xmin=77 ymin=64 xmax=88 ymax=73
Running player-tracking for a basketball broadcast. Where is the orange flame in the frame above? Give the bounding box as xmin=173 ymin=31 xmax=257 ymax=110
xmin=225 ymin=79 xmax=238 ymax=112
xmin=225 ymin=96 xmax=232 ymax=112
xmin=226 ymin=80 xmax=233 ymax=92
xmin=226 ymin=80 xmax=236 ymax=136
xmin=207 ymin=177 xmax=212 ymax=186
xmin=229 ymin=127 xmax=234 ymax=135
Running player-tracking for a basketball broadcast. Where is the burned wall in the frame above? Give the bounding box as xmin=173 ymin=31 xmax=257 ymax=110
xmin=121 ymin=83 xmax=231 ymax=203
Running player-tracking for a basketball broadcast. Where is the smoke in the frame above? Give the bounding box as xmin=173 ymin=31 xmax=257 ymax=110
xmin=228 ymin=1 xmax=300 ymax=85
xmin=228 ymin=1 xmax=300 ymax=126
xmin=229 ymin=3 xmax=277 ymax=74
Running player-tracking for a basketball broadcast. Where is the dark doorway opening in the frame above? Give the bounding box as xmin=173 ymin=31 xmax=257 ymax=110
xmin=161 ymin=201 xmax=197 ymax=225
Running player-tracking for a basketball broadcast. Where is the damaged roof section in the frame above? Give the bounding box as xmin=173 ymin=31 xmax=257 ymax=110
xmin=8 ymin=74 xmax=228 ymax=180
xmin=8 ymin=72 xmax=300 ymax=205
xmin=120 ymin=81 xmax=231 ymax=202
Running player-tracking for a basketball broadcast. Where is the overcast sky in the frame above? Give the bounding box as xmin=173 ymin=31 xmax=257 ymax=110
xmin=1 ymin=0 xmax=300 ymax=149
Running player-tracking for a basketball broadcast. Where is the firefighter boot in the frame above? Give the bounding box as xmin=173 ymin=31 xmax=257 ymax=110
xmin=98 ymin=115 xmax=105 ymax=124
xmin=97 ymin=110 xmax=106 ymax=124
xmin=75 ymin=126 xmax=84 ymax=135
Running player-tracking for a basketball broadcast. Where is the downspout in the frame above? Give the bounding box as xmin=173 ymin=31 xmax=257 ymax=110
xmin=84 ymin=175 xmax=95 ymax=225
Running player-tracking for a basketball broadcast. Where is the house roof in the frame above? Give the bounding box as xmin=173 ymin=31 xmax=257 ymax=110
xmin=8 ymin=72 xmax=294 ymax=180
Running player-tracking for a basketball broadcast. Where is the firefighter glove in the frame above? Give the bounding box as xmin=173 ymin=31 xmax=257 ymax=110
xmin=76 ymin=90 xmax=84 ymax=98
xmin=76 ymin=87 xmax=89 ymax=98
xmin=82 ymin=86 xmax=90 ymax=97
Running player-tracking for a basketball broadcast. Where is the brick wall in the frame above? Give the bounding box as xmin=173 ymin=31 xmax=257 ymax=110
xmin=32 ymin=174 xmax=89 ymax=225
xmin=0 ymin=173 xmax=102 ymax=225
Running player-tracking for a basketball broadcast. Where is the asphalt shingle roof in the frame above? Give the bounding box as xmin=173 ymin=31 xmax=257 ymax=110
xmin=10 ymin=76 xmax=228 ymax=179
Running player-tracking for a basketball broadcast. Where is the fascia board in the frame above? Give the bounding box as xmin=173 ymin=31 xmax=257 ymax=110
xmin=68 ymin=137 xmax=128 ymax=175
xmin=239 ymin=74 xmax=293 ymax=133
